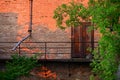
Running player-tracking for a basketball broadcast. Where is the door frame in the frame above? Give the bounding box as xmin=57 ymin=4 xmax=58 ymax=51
xmin=71 ymin=22 xmax=94 ymax=58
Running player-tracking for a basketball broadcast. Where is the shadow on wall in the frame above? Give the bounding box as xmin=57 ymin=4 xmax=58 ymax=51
xmin=0 ymin=13 xmax=18 ymax=55
xmin=0 ymin=13 xmax=71 ymax=60
xmin=31 ymin=25 xmax=71 ymax=42
xmin=0 ymin=13 xmax=18 ymax=42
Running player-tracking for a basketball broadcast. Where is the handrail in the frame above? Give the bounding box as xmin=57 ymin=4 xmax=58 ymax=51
xmin=11 ymin=34 xmax=30 ymax=51
xmin=0 ymin=41 xmax=99 ymax=60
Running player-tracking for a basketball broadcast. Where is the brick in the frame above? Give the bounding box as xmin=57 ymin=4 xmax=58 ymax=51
xmin=0 ymin=0 xmax=100 ymax=59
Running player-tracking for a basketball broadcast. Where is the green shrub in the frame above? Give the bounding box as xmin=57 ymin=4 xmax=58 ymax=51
xmin=0 ymin=54 xmax=38 ymax=80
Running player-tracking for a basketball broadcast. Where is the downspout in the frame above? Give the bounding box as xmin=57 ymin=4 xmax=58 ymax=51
xmin=11 ymin=34 xmax=30 ymax=50
xmin=12 ymin=0 xmax=33 ymax=51
xmin=28 ymin=0 xmax=33 ymax=35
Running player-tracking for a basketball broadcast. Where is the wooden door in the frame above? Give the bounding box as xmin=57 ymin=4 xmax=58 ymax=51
xmin=71 ymin=22 xmax=94 ymax=58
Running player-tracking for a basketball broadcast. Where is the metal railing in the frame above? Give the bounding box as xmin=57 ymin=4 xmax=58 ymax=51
xmin=14 ymin=42 xmax=72 ymax=59
xmin=0 ymin=41 xmax=98 ymax=60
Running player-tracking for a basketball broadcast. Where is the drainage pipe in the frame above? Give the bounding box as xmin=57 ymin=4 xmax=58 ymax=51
xmin=12 ymin=0 xmax=33 ymax=51
xmin=12 ymin=34 xmax=30 ymax=50
xmin=28 ymin=0 xmax=33 ymax=35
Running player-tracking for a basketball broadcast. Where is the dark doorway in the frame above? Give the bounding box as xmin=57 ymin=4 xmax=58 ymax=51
xmin=71 ymin=22 xmax=94 ymax=58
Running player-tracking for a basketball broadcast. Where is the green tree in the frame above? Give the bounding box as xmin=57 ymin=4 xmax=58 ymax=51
xmin=53 ymin=0 xmax=120 ymax=80
xmin=53 ymin=1 xmax=89 ymax=29
xmin=89 ymin=0 xmax=120 ymax=80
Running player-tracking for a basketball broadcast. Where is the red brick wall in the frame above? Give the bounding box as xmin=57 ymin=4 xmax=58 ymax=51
xmin=0 ymin=0 xmax=89 ymax=42
xmin=0 ymin=0 xmax=100 ymax=58
xmin=0 ymin=0 xmax=88 ymax=31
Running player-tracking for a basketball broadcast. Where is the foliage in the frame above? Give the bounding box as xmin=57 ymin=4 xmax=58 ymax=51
xmin=89 ymin=0 xmax=120 ymax=80
xmin=53 ymin=1 xmax=89 ymax=29
xmin=91 ymin=34 xmax=120 ymax=80
xmin=0 ymin=54 xmax=38 ymax=80
xmin=90 ymin=74 xmax=95 ymax=80
xmin=88 ymin=0 xmax=120 ymax=32
xmin=53 ymin=0 xmax=120 ymax=80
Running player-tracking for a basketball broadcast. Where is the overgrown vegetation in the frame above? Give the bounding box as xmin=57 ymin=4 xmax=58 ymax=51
xmin=89 ymin=0 xmax=120 ymax=80
xmin=0 ymin=54 xmax=38 ymax=80
xmin=53 ymin=1 xmax=89 ymax=29
xmin=53 ymin=0 xmax=120 ymax=80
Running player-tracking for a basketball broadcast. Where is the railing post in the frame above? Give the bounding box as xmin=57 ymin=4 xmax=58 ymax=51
xmin=18 ymin=44 xmax=21 ymax=55
xmin=45 ymin=42 xmax=47 ymax=60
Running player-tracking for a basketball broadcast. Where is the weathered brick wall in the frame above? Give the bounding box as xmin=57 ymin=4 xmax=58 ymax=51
xmin=0 ymin=0 xmax=72 ymax=57
xmin=0 ymin=13 xmax=18 ymax=56
xmin=0 ymin=61 xmax=93 ymax=80
xmin=18 ymin=62 xmax=92 ymax=80
xmin=0 ymin=1 xmax=100 ymax=80
xmin=0 ymin=0 xmax=89 ymax=41
xmin=0 ymin=0 xmax=100 ymax=59
xmin=0 ymin=13 xmax=17 ymax=42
